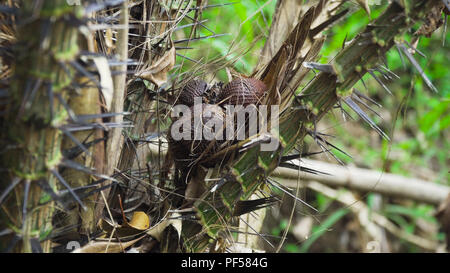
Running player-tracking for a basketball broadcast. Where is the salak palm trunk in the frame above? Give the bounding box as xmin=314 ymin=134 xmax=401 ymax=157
xmin=0 ymin=1 xmax=83 ymax=252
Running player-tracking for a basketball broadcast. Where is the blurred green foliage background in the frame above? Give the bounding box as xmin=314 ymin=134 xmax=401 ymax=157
xmin=176 ymin=0 xmax=449 ymax=252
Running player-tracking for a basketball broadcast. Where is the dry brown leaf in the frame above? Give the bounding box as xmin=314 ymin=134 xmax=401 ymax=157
xmin=91 ymin=56 xmax=114 ymax=111
xmin=258 ymin=7 xmax=315 ymax=110
xmin=146 ymin=219 xmax=171 ymax=242
xmin=146 ymin=213 xmax=182 ymax=241
xmin=138 ymin=46 xmax=176 ymax=87
xmin=259 ymin=7 xmax=314 ymax=81
xmin=169 ymin=213 xmax=182 ymax=240
xmin=72 ymin=236 xmax=145 ymax=253
xmin=256 ymin=0 xmax=304 ymax=71
xmin=105 ymin=28 xmax=114 ymax=50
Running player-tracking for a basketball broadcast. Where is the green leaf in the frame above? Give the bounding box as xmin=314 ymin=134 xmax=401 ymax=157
xmin=384 ymin=204 xmax=436 ymax=223
xmin=299 ymin=208 xmax=349 ymax=253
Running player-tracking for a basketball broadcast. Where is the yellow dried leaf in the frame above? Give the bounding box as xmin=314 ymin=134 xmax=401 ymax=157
xmin=126 ymin=211 xmax=150 ymax=230
xmin=138 ymin=46 xmax=175 ymax=87
xmin=98 ymin=212 xmax=150 ymax=238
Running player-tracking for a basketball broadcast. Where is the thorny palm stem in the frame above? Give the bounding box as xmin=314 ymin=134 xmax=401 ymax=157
xmin=0 ymin=1 xmax=81 ymax=252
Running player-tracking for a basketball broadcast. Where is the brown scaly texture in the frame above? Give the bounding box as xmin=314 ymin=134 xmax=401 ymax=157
xmin=176 ymin=79 xmax=208 ymax=106
xmin=218 ymin=78 xmax=267 ymax=106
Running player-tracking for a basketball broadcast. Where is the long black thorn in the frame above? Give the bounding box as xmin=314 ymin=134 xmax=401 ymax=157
xmin=107 ymin=59 xmax=140 ymax=66
xmin=322 ymin=141 xmax=345 ymax=165
xmin=173 ymin=19 xmax=209 ymax=32
xmin=309 ymin=131 xmax=352 ymax=159
xmin=335 ymin=102 xmax=346 ymax=122
xmin=397 ymin=43 xmax=438 ymax=93
xmin=40 ymin=182 xmax=116 ymax=209
xmin=20 ymin=79 xmax=42 ymax=115
xmin=351 ymin=96 xmax=381 ymax=117
xmin=48 ymin=223 xmax=85 ymax=242
xmin=351 ymin=93 xmax=382 ymax=118
xmin=0 ymin=177 xmax=21 ymax=206
xmin=76 ymin=111 xmax=131 ymax=122
xmin=36 ymin=180 xmax=66 ymax=209
xmin=279 ymin=162 xmax=330 ymax=176
xmin=176 ymin=53 xmax=201 ymax=64
xmin=47 ymin=83 xmax=54 ymax=122
xmin=175 ymin=46 xmax=194 ymax=50
xmin=405 ymin=40 xmax=426 ymax=58
xmin=381 ymin=53 xmax=389 ymax=71
xmin=22 ymin=180 xmax=31 ymax=229
xmin=239 ymin=216 xmax=275 ymax=249
xmin=72 ymin=183 xmax=116 ymax=204
xmin=368 ymin=69 xmax=392 ymax=95
xmin=281 ymin=151 xmax=328 ymax=162
xmin=56 ymin=93 xmax=78 ymax=123
xmin=234 ymin=197 xmax=279 ymax=216
xmin=62 ymin=137 xmax=106 ymax=159
xmin=189 ymin=2 xmax=239 ymax=11
xmin=343 ymin=97 xmax=390 ymax=140
xmin=39 ymin=18 xmax=52 ymax=50
xmin=61 ymin=128 xmax=92 ymax=157
xmin=316 ymin=132 xmax=336 ymax=139
xmin=173 ymin=33 xmax=229 ymax=44
xmin=360 ymin=76 xmax=368 ymax=92
xmin=69 ymin=61 xmax=101 ymax=88
xmin=60 ymin=159 xmax=120 ymax=183
xmin=266 ymin=179 xmax=318 ymax=212
xmin=60 ymin=121 xmax=133 ymax=132
xmin=127 ymin=32 xmax=161 ymax=39
xmin=27 ymin=79 xmax=43 ymax=108
xmin=184 ymin=15 xmax=215 ymax=35
xmin=396 ymin=44 xmax=406 ymax=69
xmin=342 ymin=32 xmax=348 ymax=50
xmin=50 ymin=169 xmax=87 ymax=211
xmin=373 ymin=66 xmax=393 ymax=81
xmin=17 ymin=80 xmax=33 ymax=119
xmin=337 ymin=100 xmax=355 ymax=122
xmin=353 ymin=88 xmax=382 ymax=107
xmin=376 ymin=64 xmax=400 ymax=79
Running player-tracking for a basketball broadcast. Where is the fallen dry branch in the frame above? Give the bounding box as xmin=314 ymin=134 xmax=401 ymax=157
xmin=272 ymin=159 xmax=449 ymax=205
xmin=304 ymin=181 xmax=440 ymax=251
